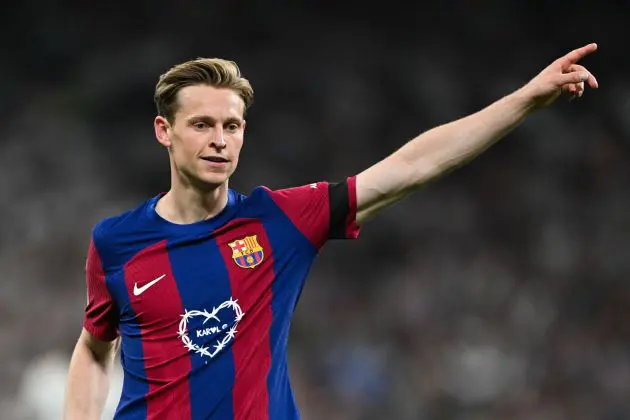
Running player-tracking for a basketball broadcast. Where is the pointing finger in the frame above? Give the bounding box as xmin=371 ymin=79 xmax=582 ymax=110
xmin=563 ymin=43 xmax=598 ymax=65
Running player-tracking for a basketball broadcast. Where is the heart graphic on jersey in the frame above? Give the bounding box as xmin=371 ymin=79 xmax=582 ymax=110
xmin=178 ymin=297 xmax=245 ymax=359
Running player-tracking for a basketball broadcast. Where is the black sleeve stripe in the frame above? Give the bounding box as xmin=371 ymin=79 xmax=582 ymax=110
xmin=328 ymin=181 xmax=350 ymax=239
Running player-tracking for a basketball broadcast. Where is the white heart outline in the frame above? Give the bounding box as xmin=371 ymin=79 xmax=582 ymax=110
xmin=178 ymin=297 xmax=245 ymax=359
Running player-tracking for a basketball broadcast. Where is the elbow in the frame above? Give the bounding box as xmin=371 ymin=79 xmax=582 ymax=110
xmin=397 ymin=155 xmax=445 ymax=192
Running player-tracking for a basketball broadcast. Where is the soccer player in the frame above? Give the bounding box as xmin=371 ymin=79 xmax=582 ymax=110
xmin=63 ymin=43 xmax=598 ymax=419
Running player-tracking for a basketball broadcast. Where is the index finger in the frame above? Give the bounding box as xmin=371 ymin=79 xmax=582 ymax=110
xmin=563 ymin=43 xmax=598 ymax=65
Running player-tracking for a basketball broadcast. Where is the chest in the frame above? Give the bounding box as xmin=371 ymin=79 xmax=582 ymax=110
xmin=111 ymin=222 xmax=279 ymax=325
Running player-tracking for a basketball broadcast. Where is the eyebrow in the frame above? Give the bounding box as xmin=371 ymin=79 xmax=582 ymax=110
xmin=188 ymin=115 xmax=243 ymax=125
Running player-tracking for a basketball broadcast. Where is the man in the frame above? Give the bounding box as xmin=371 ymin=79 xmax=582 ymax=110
xmin=64 ymin=43 xmax=598 ymax=419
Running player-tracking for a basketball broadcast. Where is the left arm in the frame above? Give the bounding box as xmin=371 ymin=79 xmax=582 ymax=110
xmin=355 ymin=43 xmax=599 ymax=225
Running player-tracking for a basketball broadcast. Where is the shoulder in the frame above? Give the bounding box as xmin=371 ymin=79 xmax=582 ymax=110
xmin=90 ymin=197 xmax=157 ymax=269
xmin=249 ymin=179 xmax=354 ymax=214
xmin=230 ymin=186 xmax=279 ymax=216
xmin=233 ymin=184 xmax=320 ymax=217
xmin=92 ymin=200 xmax=149 ymax=244
xmin=245 ymin=182 xmax=325 ymax=204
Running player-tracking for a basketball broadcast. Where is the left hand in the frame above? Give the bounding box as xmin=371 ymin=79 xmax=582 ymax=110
xmin=523 ymin=43 xmax=599 ymax=110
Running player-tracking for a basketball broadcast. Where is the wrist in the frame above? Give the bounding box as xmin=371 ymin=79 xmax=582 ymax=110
xmin=510 ymin=85 xmax=540 ymax=116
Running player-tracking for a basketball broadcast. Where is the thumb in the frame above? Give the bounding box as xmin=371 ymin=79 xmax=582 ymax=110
xmin=558 ymin=70 xmax=589 ymax=86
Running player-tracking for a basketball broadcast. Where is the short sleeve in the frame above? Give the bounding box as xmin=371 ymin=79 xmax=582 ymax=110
xmin=265 ymin=175 xmax=360 ymax=249
xmin=83 ymin=235 xmax=119 ymax=341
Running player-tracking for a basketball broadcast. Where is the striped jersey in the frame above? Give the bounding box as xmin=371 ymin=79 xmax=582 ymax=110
xmin=83 ymin=177 xmax=360 ymax=419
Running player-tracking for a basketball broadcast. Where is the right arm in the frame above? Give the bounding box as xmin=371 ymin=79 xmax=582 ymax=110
xmin=64 ymin=329 xmax=119 ymax=420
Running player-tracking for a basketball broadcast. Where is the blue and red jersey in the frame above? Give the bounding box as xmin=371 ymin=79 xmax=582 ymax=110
xmin=83 ymin=177 xmax=360 ymax=419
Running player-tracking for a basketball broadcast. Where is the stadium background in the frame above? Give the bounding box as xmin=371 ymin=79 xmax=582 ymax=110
xmin=2 ymin=1 xmax=629 ymax=419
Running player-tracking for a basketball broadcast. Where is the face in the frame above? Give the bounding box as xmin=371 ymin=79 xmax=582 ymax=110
xmin=154 ymin=85 xmax=246 ymax=190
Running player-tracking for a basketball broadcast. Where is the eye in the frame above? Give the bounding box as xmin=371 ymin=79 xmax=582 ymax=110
xmin=193 ymin=122 xmax=208 ymax=130
xmin=226 ymin=123 xmax=240 ymax=132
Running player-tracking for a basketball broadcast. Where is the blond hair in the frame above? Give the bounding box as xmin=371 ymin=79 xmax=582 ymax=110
xmin=154 ymin=58 xmax=254 ymax=123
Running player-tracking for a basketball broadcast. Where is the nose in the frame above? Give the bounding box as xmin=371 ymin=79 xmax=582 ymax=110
xmin=211 ymin=126 xmax=226 ymax=149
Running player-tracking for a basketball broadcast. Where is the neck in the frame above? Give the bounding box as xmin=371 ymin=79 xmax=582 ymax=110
xmin=156 ymin=179 xmax=229 ymax=225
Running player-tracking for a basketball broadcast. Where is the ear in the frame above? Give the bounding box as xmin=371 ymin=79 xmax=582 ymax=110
xmin=242 ymin=120 xmax=247 ymax=132
xmin=154 ymin=116 xmax=172 ymax=147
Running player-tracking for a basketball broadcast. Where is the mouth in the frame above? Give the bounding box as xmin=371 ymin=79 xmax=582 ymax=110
xmin=201 ymin=156 xmax=230 ymax=163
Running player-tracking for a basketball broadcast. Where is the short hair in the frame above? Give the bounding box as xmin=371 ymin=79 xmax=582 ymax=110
xmin=154 ymin=58 xmax=254 ymax=123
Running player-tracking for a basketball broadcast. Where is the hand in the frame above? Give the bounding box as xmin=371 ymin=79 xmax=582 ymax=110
xmin=522 ymin=43 xmax=599 ymax=110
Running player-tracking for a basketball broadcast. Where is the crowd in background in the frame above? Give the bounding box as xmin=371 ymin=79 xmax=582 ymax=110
xmin=2 ymin=1 xmax=629 ymax=419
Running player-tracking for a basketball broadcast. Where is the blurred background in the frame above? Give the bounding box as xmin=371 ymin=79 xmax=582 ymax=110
xmin=2 ymin=1 xmax=629 ymax=419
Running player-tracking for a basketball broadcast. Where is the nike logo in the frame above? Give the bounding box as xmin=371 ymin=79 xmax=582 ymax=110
xmin=133 ymin=274 xmax=166 ymax=296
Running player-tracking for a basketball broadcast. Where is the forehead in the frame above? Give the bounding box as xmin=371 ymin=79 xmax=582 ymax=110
xmin=175 ymin=85 xmax=245 ymax=120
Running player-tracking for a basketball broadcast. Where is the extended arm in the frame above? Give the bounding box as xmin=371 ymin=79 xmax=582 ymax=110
xmin=355 ymin=43 xmax=599 ymax=224
xmin=63 ymin=329 xmax=119 ymax=420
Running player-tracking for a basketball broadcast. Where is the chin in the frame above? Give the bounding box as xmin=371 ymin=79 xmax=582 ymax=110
xmin=197 ymin=177 xmax=228 ymax=189
xmin=196 ymin=172 xmax=230 ymax=188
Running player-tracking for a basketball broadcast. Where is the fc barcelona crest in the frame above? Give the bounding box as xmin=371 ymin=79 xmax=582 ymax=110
xmin=228 ymin=235 xmax=264 ymax=269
